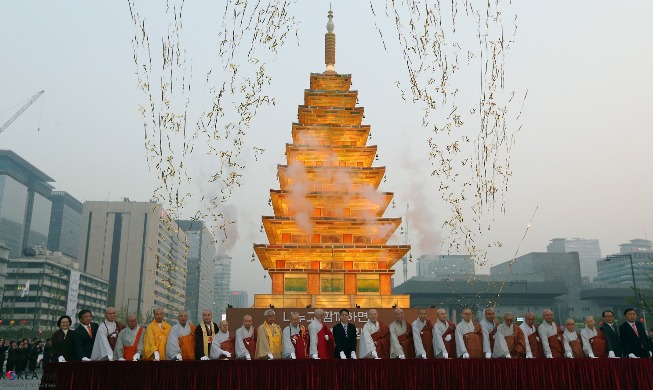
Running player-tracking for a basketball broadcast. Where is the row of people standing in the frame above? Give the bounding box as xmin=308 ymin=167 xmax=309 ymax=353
xmin=0 ymin=338 xmax=46 ymax=372
xmin=49 ymin=306 xmax=653 ymax=362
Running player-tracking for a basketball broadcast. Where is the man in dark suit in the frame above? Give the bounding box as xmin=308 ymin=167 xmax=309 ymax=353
xmin=619 ymin=308 xmax=653 ymax=358
xmin=333 ymin=309 xmax=357 ymax=359
xmin=195 ymin=309 xmax=220 ymax=360
xmin=599 ymin=309 xmax=623 ymax=358
xmin=73 ymin=309 xmax=99 ymax=361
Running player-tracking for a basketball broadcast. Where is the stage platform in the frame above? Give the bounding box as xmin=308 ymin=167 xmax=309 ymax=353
xmin=41 ymin=359 xmax=653 ymax=389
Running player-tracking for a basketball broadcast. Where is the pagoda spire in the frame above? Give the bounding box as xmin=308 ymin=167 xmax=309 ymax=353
xmin=324 ymin=6 xmax=336 ymax=75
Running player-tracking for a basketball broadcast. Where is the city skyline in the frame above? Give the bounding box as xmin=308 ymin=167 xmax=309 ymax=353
xmin=1 ymin=1 xmax=651 ymax=300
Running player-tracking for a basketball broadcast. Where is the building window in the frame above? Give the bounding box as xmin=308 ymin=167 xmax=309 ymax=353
xmin=356 ymin=276 xmax=379 ymax=293
xmin=320 ymin=275 xmax=344 ymax=293
xmin=284 ymin=276 xmax=308 ymax=294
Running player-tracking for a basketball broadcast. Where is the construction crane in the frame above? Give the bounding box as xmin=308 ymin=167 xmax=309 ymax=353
xmin=0 ymin=90 xmax=45 ymax=134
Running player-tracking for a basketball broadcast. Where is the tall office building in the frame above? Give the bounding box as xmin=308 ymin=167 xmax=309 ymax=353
xmin=177 ymin=220 xmax=217 ymax=321
xmin=595 ymin=239 xmax=653 ymax=288
xmin=78 ymin=200 xmax=188 ymax=322
xmin=618 ymin=239 xmax=652 ymax=254
xmin=2 ymin=251 xmax=108 ymax=331
xmin=416 ymin=254 xmax=475 ymax=279
xmin=47 ymin=191 xmax=83 ymax=259
xmin=0 ymin=150 xmax=53 ymax=258
xmin=213 ymin=254 xmax=232 ymax=316
xmin=228 ymin=290 xmax=249 ymax=308
xmin=547 ymin=238 xmax=601 ymax=281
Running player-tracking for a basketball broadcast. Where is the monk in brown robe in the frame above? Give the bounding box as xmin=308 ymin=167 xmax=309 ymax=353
xmin=359 ymin=309 xmax=390 ymax=359
xmin=456 ymin=308 xmax=483 ymax=358
xmin=563 ymin=318 xmax=585 ymax=358
xmin=580 ymin=316 xmax=605 ymax=358
xmin=412 ymin=308 xmax=435 ymax=358
xmin=389 ymin=308 xmax=414 ymax=359
xmin=210 ymin=320 xmax=235 ymax=359
xmin=538 ymin=309 xmax=564 ymax=358
xmin=492 ymin=312 xmax=526 ymax=358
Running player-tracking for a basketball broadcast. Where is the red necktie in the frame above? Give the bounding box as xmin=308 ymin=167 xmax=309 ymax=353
xmin=631 ymin=323 xmax=639 ymax=337
xmin=87 ymin=325 xmax=93 ymax=337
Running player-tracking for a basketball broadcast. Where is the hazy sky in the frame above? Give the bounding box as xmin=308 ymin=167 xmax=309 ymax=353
xmin=2 ymin=1 xmax=652 ymax=302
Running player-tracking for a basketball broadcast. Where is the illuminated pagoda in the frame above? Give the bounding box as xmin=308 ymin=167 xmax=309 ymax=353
xmin=253 ymin=9 xmax=410 ymax=309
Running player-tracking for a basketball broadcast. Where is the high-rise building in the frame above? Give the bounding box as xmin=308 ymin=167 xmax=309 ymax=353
xmin=547 ymin=238 xmax=601 ymax=281
xmin=416 ymin=254 xmax=475 ymax=279
xmin=78 ymin=200 xmax=188 ymax=323
xmin=2 ymin=251 xmax=108 ymax=331
xmin=214 ymin=254 xmax=231 ymax=316
xmin=0 ymin=150 xmax=53 ymax=258
xmin=47 ymin=191 xmax=83 ymax=259
xmin=0 ymin=241 xmax=9 ymax=299
xmin=595 ymin=240 xmax=653 ymax=288
xmin=618 ymin=239 xmax=653 ymax=254
xmin=177 ymin=220 xmax=217 ymax=321
xmin=228 ymin=290 xmax=249 ymax=308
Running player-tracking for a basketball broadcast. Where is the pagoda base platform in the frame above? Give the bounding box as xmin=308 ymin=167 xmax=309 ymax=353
xmin=41 ymin=359 xmax=653 ymax=390
xmin=253 ymin=294 xmax=410 ymax=308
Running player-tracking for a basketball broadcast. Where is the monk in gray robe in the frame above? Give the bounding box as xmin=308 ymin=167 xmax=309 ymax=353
xmin=166 ymin=311 xmax=195 ymax=361
xmin=115 ymin=315 xmax=144 ymax=361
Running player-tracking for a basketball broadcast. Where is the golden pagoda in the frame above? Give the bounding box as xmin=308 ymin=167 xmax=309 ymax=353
xmin=253 ymin=9 xmax=410 ymax=309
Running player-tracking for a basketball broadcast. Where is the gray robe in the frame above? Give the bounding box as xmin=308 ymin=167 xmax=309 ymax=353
xmin=563 ymin=329 xmax=579 ymax=357
xmin=519 ymin=322 xmax=537 ymax=356
xmin=389 ymin=321 xmax=408 ymax=358
xmin=493 ymin=323 xmax=514 ymax=358
xmin=538 ymin=321 xmax=559 ymax=357
xmin=433 ymin=320 xmax=449 ymax=357
xmin=480 ymin=318 xmax=496 ymax=355
xmin=412 ymin=319 xmax=428 ymax=357
xmin=455 ymin=320 xmax=476 ymax=358
xmin=580 ymin=327 xmax=598 ymax=357
xmin=114 ymin=325 xmax=144 ymax=360
xmin=359 ymin=321 xmax=380 ymax=358
xmin=209 ymin=330 xmax=231 ymax=359
xmin=282 ymin=324 xmax=302 ymax=359
xmin=165 ymin=322 xmax=193 ymax=360
xmin=235 ymin=325 xmax=255 ymax=359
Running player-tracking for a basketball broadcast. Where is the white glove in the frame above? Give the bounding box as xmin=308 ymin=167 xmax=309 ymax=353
xmin=421 ymin=354 xmax=427 ymax=359
xmin=118 ymin=358 xmax=125 ymax=361
xmin=200 ymin=356 xmax=209 ymax=361
xmin=58 ymin=356 xmax=66 ymax=363
xmin=245 ymin=353 xmax=251 ymax=360
xmin=565 ymin=352 xmax=573 ymax=358
xmin=505 ymin=354 xmax=511 ymax=359
xmin=398 ymin=354 xmax=405 ymax=359
xmin=608 ymin=351 xmax=616 ymax=358
xmin=545 ymin=354 xmax=553 ymax=359
xmin=462 ymin=353 xmax=470 ymax=359
xmin=485 ymin=352 xmax=492 ymax=359
xmin=82 ymin=357 xmax=91 ymax=362
xmin=154 ymin=351 xmax=160 ymax=361
xmin=443 ymin=352 xmax=449 ymax=359
xmin=132 ymin=353 xmax=141 ymax=361
xmin=628 ymin=353 xmax=637 ymax=358
xmin=175 ymin=353 xmax=182 ymax=361
xmin=107 ymin=353 xmax=113 ymax=361
xmin=350 ymin=351 xmax=357 ymax=359
xmin=312 ymin=354 xmax=319 ymax=359
xmin=444 ymin=334 xmax=452 ymax=342
xmin=325 ymin=335 xmax=329 ymax=341
xmin=526 ymin=353 xmax=533 ymax=359
xmin=650 ymin=351 xmax=652 ymax=358
xmin=267 ymin=353 xmax=274 ymax=360
xmin=290 ymin=352 xmax=296 ymax=360
xmin=223 ymin=351 xmax=232 ymax=358
xmin=589 ymin=353 xmax=597 ymax=358
xmin=340 ymin=351 xmax=346 ymax=359
xmin=372 ymin=350 xmax=379 ymax=359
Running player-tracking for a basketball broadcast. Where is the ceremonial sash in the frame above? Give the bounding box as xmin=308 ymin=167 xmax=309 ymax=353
xmin=317 ymin=323 xmax=335 ymax=359
xmin=201 ymin=322 xmax=215 ymax=358
xmin=178 ymin=324 xmax=196 ymax=360
xmin=488 ymin=321 xmax=498 ymax=352
xmin=589 ymin=330 xmax=608 ymax=358
xmin=463 ymin=323 xmax=483 ymax=358
xmin=442 ymin=321 xmax=456 ymax=358
xmin=123 ymin=327 xmax=144 ymax=361
xmin=219 ymin=332 xmax=236 ymax=358
xmin=264 ymin=323 xmax=282 ymax=357
xmin=107 ymin=322 xmax=126 ymax=351
xmin=569 ymin=332 xmax=585 ymax=358
xmin=371 ymin=321 xmax=391 ymax=359
xmin=548 ymin=332 xmax=564 ymax=358
xmin=420 ymin=320 xmax=435 ymax=358
xmin=527 ymin=328 xmax=544 ymax=359
xmin=513 ymin=325 xmax=526 ymax=358
xmin=397 ymin=322 xmax=415 ymax=359
xmin=291 ymin=325 xmax=309 ymax=359
xmin=243 ymin=327 xmax=257 ymax=357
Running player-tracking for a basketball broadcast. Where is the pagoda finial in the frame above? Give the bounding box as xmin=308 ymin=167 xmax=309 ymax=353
xmin=324 ymin=7 xmax=336 ymax=75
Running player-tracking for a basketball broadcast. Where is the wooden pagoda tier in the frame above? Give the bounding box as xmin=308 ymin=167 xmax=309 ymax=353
xmin=254 ymin=73 xmax=410 ymax=309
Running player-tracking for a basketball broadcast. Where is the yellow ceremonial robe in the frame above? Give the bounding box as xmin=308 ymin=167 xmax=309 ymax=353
xmin=144 ymin=321 xmax=172 ymax=360
xmin=255 ymin=322 xmax=282 ymax=359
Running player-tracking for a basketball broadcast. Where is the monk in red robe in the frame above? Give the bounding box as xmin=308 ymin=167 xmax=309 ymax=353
xmin=308 ymin=309 xmax=335 ymax=359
